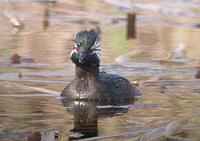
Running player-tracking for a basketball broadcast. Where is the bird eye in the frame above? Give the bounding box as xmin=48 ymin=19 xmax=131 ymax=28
xmin=77 ymin=41 xmax=86 ymax=48
xmin=90 ymin=49 xmax=94 ymax=54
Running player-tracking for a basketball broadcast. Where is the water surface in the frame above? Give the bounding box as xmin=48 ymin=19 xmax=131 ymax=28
xmin=1 ymin=0 xmax=200 ymax=140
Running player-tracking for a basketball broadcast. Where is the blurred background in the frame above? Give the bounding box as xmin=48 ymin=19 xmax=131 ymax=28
xmin=1 ymin=0 xmax=200 ymax=140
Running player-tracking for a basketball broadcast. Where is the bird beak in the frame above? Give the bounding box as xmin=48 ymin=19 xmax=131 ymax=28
xmin=79 ymin=53 xmax=86 ymax=64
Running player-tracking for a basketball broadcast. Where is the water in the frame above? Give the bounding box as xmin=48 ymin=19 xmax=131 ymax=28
xmin=1 ymin=0 xmax=200 ymax=140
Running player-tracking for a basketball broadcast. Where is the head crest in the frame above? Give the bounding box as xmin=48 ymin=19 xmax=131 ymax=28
xmin=74 ymin=29 xmax=98 ymax=48
xmin=71 ymin=29 xmax=101 ymax=60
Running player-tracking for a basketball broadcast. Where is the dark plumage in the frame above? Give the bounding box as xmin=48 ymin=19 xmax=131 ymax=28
xmin=61 ymin=28 xmax=142 ymax=102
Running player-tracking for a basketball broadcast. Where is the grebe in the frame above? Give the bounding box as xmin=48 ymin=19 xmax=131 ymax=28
xmin=61 ymin=28 xmax=141 ymax=102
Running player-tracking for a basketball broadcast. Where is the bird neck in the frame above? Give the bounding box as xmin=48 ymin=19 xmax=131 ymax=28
xmin=75 ymin=65 xmax=99 ymax=79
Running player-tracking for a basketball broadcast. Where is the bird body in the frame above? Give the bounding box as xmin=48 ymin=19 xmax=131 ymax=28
xmin=61 ymin=28 xmax=141 ymax=102
xmin=61 ymin=71 xmax=141 ymax=101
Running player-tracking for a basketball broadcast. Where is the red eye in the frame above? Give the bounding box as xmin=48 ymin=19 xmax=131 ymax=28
xmin=90 ymin=49 xmax=94 ymax=53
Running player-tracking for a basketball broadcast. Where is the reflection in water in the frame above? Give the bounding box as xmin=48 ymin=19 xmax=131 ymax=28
xmin=1 ymin=0 xmax=200 ymax=140
xmin=43 ymin=5 xmax=50 ymax=30
xmin=66 ymin=101 xmax=98 ymax=140
xmin=26 ymin=99 xmax=133 ymax=141
xmin=61 ymin=99 xmax=133 ymax=140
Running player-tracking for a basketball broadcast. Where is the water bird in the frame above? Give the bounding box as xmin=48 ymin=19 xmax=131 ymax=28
xmin=61 ymin=27 xmax=142 ymax=102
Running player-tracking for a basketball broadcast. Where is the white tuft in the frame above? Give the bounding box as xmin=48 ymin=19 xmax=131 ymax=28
xmin=73 ymin=42 xmax=78 ymax=48
xmin=90 ymin=41 xmax=101 ymax=60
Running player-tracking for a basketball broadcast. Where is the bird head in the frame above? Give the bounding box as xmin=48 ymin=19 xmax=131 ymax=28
xmin=70 ymin=29 xmax=101 ymax=67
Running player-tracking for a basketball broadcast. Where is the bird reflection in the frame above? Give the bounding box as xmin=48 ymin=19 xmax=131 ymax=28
xmin=27 ymin=99 xmax=134 ymax=141
xmin=61 ymin=98 xmax=134 ymax=140
xmin=66 ymin=101 xmax=98 ymax=140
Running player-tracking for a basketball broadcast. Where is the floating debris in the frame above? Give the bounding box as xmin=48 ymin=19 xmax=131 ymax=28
xmin=69 ymin=132 xmax=84 ymax=139
xmin=10 ymin=53 xmax=35 ymax=64
xmin=18 ymin=73 xmax=22 ymax=78
xmin=10 ymin=53 xmax=21 ymax=64
xmin=160 ymin=86 xmax=167 ymax=94
xmin=28 ymin=130 xmax=60 ymax=141
xmin=10 ymin=17 xmax=24 ymax=35
xmin=133 ymin=81 xmax=139 ymax=86
xmin=49 ymin=0 xmax=57 ymax=5
xmin=173 ymin=43 xmax=187 ymax=60
xmin=33 ymin=0 xmax=57 ymax=6
xmin=194 ymin=24 xmax=200 ymax=28
xmin=195 ymin=70 xmax=200 ymax=79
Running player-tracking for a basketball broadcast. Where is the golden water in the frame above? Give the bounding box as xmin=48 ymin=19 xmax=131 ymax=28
xmin=1 ymin=0 xmax=200 ymax=140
